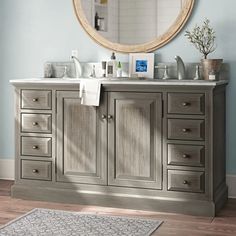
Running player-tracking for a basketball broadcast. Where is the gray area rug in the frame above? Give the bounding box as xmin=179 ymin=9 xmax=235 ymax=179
xmin=0 ymin=208 xmax=162 ymax=236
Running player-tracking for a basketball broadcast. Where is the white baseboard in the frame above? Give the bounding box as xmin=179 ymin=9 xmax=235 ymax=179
xmin=0 ymin=159 xmax=15 ymax=180
xmin=0 ymin=159 xmax=235 ymax=198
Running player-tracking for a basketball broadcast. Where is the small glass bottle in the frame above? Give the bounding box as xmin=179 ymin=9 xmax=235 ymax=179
xmin=101 ymin=61 xmax=107 ymax=77
xmin=117 ymin=61 xmax=122 ymax=77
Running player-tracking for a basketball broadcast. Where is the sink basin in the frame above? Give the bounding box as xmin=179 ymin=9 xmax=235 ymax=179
xmin=64 ymin=77 xmax=148 ymax=81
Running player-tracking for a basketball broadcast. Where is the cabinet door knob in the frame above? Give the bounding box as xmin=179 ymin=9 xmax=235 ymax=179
xmin=182 ymin=128 xmax=190 ymax=133
xmin=101 ymin=114 xmax=107 ymax=120
xmin=32 ymin=145 xmax=39 ymax=150
xmin=32 ymin=169 xmax=39 ymax=173
xmin=182 ymin=154 xmax=190 ymax=159
xmin=182 ymin=102 xmax=190 ymax=107
xmin=32 ymin=122 xmax=38 ymax=126
xmin=32 ymin=98 xmax=38 ymax=102
xmin=107 ymin=115 xmax=113 ymax=120
xmin=183 ymin=180 xmax=189 ymax=185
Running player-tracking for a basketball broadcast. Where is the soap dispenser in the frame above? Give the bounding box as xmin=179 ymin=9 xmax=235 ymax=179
xmin=107 ymin=52 xmax=117 ymax=78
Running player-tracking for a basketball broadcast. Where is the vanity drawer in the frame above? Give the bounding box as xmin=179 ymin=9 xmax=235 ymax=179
xmin=167 ymin=93 xmax=205 ymax=115
xmin=167 ymin=144 xmax=205 ymax=167
xmin=21 ymin=160 xmax=52 ymax=181
xmin=21 ymin=113 xmax=52 ymax=133
xmin=21 ymin=90 xmax=52 ymax=110
xmin=168 ymin=119 xmax=205 ymax=141
xmin=21 ymin=137 xmax=52 ymax=157
xmin=168 ymin=170 xmax=205 ymax=193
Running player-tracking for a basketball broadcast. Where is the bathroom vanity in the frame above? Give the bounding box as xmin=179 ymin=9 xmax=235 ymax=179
xmin=10 ymin=78 xmax=228 ymax=216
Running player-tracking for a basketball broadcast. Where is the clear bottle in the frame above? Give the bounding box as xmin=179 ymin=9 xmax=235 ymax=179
xmin=117 ymin=61 xmax=122 ymax=77
xmin=107 ymin=52 xmax=117 ymax=78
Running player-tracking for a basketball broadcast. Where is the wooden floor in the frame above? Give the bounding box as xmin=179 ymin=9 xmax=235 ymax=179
xmin=0 ymin=180 xmax=236 ymax=236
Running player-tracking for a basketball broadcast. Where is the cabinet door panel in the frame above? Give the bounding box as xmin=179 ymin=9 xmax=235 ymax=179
xmin=56 ymin=91 xmax=107 ymax=185
xmin=108 ymin=92 xmax=162 ymax=189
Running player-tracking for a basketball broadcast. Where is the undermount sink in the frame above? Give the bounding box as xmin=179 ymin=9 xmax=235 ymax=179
xmin=63 ymin=77 xmax=149 ymax=82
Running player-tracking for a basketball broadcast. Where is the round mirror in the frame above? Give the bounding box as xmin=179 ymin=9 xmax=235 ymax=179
xmin=73 ymin=0 xmax=195 ymax=53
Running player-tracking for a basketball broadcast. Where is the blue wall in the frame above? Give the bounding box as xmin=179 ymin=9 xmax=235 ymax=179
xmin=1 ymin=0 xmax=236 ymax=174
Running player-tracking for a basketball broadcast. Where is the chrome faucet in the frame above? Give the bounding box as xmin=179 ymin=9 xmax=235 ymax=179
xmin=175 ymin=56 xmax=186 ymax=80
xmin=71 ymin=55 xmax=82 ymax=78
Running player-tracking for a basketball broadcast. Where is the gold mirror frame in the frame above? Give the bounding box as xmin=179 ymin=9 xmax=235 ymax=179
xmin=73 ymin=0 xmax=195 ymax=53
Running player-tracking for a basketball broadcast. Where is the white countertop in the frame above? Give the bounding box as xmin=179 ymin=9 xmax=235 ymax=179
xmin=10 ymin=78 xmax=228 ymax=86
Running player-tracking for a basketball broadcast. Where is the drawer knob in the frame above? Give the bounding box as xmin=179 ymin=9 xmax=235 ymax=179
xmin=182 ymin=154 xmax=190 ymax=159
xmin=32 ymin=122 xmax=38 ymax=126
xmin=32 ymin=145 xmax=39 ymax=150
xmin=108 ymin=115 xmax=113 ymax=120
xmin=183 ymin=180 xmax=190 ymax=185
xmin=101 ymin=114 xmax=107 ymax=120
xmin=182 ymin=102 xmax=190 ymax=107
xmin=32 ymin=98 xmax=38 ymax=102
xmin=32 ymin=169 xmax=39 ymax=173
xmin=182 ymin=128 xmax=190 ymax=133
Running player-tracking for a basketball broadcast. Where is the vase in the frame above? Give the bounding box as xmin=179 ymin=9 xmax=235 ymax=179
xmin=201 ymin=59 xmax=223 ymax=80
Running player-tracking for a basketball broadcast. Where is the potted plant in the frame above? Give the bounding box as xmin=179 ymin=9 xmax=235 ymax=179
xmin=185 ymin=19 xmax=222 ymax=80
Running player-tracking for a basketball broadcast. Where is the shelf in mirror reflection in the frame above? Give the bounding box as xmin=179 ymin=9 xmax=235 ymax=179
xmin=81 ymin=0 xmax=185 ymax=45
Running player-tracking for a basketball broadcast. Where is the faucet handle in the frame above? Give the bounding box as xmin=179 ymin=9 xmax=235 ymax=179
xmin=90 ymin=65 xmax=96 ymax=78
xmin=155 ymin=65 xmax=171 ymax=80
xmin=162 ymin=65 xmax=171 ymax=80
xmin=193 ymin=65 xmax=201 ymax=80
xmin=62 ymin=66 xmax=69 ymax=78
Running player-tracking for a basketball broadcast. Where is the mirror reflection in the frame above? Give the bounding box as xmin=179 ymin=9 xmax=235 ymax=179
xmin=81 ymin=0 xmax=185 ymax=45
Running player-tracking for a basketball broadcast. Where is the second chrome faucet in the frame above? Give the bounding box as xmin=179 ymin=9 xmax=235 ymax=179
xmin=175 ymin=55 xmax=186 ymax=80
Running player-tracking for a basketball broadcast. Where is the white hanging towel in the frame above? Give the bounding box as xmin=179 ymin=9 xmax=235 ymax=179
xmin=79 ymin=79 xmax=101 ymax=106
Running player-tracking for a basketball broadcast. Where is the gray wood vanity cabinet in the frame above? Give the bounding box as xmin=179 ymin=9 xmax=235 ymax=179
xmin=10 ymin=80 xmax=228 ymax=216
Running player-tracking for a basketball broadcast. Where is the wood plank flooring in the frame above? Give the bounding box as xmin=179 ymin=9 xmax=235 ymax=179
xmin=0 ymin=180 xmax=236 ymax=235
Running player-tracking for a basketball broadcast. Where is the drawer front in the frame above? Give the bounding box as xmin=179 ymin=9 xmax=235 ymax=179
xmin=167 ymin=144 xmax=205 ymax=167
xmin=21 ymin=137 xmax=52 ymax=157
xmin=167 ymin=93 xmax=205 ymax=115
xmin=21 ymin=90 xmax=52 ymax=110
xmin=21 ymin=114 xmax=52 ymax=133
xmin=21 ymin=160 xmax=52 ymax=181
xmin=168 ymin=170 xmax=205 ymax=193
xmin=168 ymin=119 xmax=205 ymax=141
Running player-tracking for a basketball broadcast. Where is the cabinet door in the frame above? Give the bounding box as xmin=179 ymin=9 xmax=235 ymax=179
xmin=56 ymin=91 xmax=107 ymax=185
xmin=108 ymin=92 xmax=162 ymax=189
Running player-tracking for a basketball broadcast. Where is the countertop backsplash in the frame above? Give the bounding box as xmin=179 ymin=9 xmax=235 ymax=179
xmin=45 ymin=61 xmax=229 ymax=81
